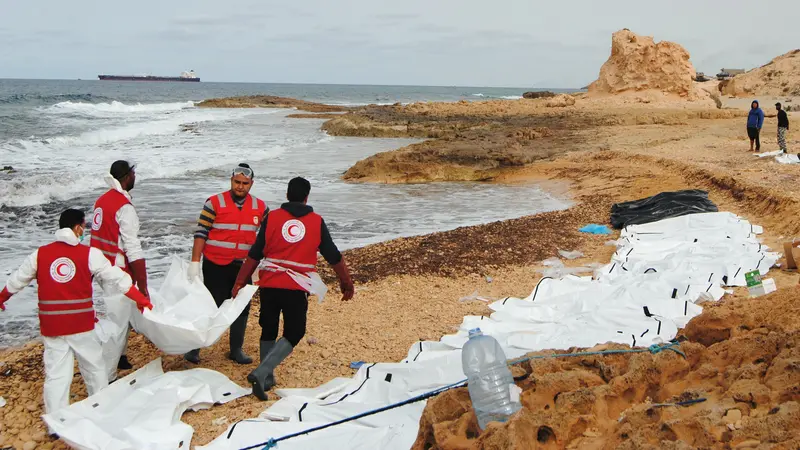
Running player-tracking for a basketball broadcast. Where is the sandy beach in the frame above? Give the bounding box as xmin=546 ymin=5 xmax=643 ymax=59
xmin=2 ymin=30 xmax=800 ymax=449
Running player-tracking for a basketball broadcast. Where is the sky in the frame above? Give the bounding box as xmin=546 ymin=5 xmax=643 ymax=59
xmin=1 ymin=0 xmax=799 ymax=88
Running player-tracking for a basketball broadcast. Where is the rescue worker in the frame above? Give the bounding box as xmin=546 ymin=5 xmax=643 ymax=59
xmin=232 ymin=176 xmax=355 ymax=400
xmin=90 ymin=160 xmax=149 ymax=371
xmin=184 ymin=163 xmax=268 ymax=364
xmin=0 ymin=209 xmax=152 ymax=414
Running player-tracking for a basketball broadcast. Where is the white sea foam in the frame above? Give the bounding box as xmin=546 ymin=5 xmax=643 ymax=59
xmin=471 ymin=93 xmax=522 ymax=100
xmin=0 ymin=108 xmax=289 ymax=208
xmin=45 ymin=100 xmax=196 ymax=115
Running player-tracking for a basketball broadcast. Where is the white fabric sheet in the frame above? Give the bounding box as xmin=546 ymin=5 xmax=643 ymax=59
xmin=42 ymin=358 xmax=250 ymax=450
xmin=202 ymin=212 xmax=778 ymax=450
xmin=775 ymin=153 xmax=799 ymax=164
xmin=128 ymin=256 xmax=258 ymax=355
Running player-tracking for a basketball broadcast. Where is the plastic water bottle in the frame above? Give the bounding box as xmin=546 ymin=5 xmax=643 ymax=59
xmin=461 ymin=328 xmax=521 ymax=430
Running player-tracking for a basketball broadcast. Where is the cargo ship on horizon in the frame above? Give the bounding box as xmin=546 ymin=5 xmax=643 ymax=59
xmin=98 ymin=70 xmax=200 ymax=82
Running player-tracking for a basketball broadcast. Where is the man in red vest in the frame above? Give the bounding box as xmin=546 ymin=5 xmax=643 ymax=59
xmin=232 ymin=176 xmax=354 ymax=400
xmin=90 ymin=160 xmax=149 ymax=372
xmin=184 ymin=163 xmax=268 ymax=364
xmin=0 ymin=209 xmax=152 ymax=414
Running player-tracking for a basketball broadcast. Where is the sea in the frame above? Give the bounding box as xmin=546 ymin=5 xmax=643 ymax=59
xmin=0 ymin=79 xmax=573 ymax=348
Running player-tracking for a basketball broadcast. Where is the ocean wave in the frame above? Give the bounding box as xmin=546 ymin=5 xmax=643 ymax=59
xmin=0 ymin=93 xmax=113 ymax=105
xmin=45 ymin=100 xmax=196 ymax=115
xmin=7 ymin=107 xmax=279 ymax=151
xmin=10 ymin=117 xmax=195 ymax=149
xmin=470 ymin=93 xmax=522 ymax=100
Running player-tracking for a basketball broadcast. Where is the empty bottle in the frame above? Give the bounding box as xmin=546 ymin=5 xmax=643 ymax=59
xmin=461 ymin=328 xmax=521 ymax=430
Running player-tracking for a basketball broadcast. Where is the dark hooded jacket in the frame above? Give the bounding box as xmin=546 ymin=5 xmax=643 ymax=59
xmin=778 ymin=109 xmax=789 ymax=129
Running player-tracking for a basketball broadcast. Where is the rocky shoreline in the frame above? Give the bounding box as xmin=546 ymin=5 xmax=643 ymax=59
xmin=3 ymin=139 xmax=800 ymax=448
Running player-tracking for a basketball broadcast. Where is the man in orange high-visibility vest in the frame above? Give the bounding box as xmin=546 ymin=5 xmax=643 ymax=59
xmin=184 ymin=163 xmax=268 ymax=365
xmin=0 ymin=209 xmax=151 ymax=415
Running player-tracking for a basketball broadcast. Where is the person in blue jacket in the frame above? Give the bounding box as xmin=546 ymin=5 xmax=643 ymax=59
xmin=747 ymin=100 xmax=764 ymax=152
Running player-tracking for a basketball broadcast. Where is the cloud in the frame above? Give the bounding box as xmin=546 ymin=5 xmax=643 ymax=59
xmin=373 ymin=13 xmax=420 ymax=22
xmin=155 ymin=27 xmax=206 ymax=41
xmin=3 ymin=0 xmax=800 ymax=87
xmin=171 ymin=15 xmax=221 ymax=26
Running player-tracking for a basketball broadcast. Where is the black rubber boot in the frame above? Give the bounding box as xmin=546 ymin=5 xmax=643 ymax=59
xmin=259 ymin=340 xmax=275 ymax=387
xmin=117 ymin=355 xmax=132 ymax=370
xmin=247 ymin=338 xmax=293 ymax=401
xmin=228 ymin=348 xmax=252 ymax=364
xmin=184 ymin=349 xmax=201 ymax=364
xmin=227 ymin=305 xmax=252 ymax=364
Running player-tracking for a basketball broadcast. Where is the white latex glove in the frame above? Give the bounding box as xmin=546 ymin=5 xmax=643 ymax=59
xmin=188 ymin=261 xmax=201 ymax=282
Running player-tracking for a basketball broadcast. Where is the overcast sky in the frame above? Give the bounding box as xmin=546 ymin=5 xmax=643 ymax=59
xmin=1 ymin=0 xmax=798 ymax=88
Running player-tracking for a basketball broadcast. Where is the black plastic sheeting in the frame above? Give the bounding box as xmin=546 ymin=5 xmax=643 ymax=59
xmin=610 ymin=189 xmax=718 ymax=229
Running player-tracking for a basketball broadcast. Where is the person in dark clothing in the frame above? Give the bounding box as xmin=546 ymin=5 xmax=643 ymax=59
xmin=776 ymin=102 xmax=789 ymax=153
xmin=232 ymin=177 xmax=354 ymax=400
xmin=183 ymin=163 xmax=268 ymax=365
xmin=747 ymin=100 xmax=765 ymax=151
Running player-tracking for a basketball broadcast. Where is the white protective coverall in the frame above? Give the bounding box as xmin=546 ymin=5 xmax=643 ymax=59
xmin=2 ymin=228 xmax=136 ymax=414
xmin=95 ymin=173 xmax=145 ymax=379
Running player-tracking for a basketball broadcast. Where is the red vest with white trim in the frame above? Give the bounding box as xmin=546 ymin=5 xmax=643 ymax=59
xmin=204 ymin=191 xmax=267 ymax=266
xmin=90 ymin=189 xmax=131 ymax=272
xmin=257 ymin=208 xmax=322 ymax=291
xmin=36 ymin=242 xmax=95 ymax=337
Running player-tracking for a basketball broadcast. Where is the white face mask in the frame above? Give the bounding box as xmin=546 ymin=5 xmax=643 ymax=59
xmin=76 ymin=226 xmax=85 ymax=242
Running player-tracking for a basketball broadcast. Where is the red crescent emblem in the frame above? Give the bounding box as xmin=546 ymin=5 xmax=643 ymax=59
xmin=57 ymin=264 xmax=69 ymax=277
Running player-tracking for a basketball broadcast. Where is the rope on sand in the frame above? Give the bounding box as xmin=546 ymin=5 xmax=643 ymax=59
xmin=240 ymin=341 xmax=686 ymax=450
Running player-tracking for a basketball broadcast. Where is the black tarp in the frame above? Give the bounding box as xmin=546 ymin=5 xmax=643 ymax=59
xmin=610 ymin=189 xmax=718 ymax=229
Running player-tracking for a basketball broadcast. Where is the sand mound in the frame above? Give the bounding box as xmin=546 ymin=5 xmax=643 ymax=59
xmin=720 ymin=49 xmax=800 ymax=97
xmin=588 ymin=29 xmax=700 ymax=100
xmin=413 ymin=287 xmax=800 ymax=449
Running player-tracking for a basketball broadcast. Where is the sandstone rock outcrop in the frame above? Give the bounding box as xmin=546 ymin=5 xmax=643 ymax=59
xmin=720 ymin=49 xmax=800 ymax=97
xmin=196 ymin=95 xmax=350 ymax=112
xmin=544 ymin=94 xmax=576 ymax=108
xmin=589 ymin=29 xmax=697 ymax=98
xmin=523 ymin=91 xmax=556 ymax=99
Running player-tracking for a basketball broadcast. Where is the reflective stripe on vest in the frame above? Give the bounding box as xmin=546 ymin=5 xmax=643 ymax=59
xmin=90 ymin=236 xmax=118 ymax=247
xmin=39 ymin=307 xmax=95 ymax=316
xmin=39 ymin=298 xmax=93 ymax=305
xmin=207 ymin=240 xmax=252 ymax=250
xmin=265 ymin=257 xmax=316 ymax=269
xmin=212 ymin=223 xmax=239 ymax=230
xmin=207 ymin=239 xmax=236 ymax=248
xmin=212 ymin=223 xmax=259 ymax=232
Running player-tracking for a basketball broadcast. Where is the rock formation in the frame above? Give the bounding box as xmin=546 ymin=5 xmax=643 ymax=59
xmin=544 ymin=94 xmax=576 ymax=108
xmin=588 ymin=29 xmax=697 ymax=98
xmin=196 ymin=95 xmax=350 ymax=113
xmin=523 ymin=91 xmax=556 ymax=99
xmin=720 ymin=49 xmax=800 ymax=97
